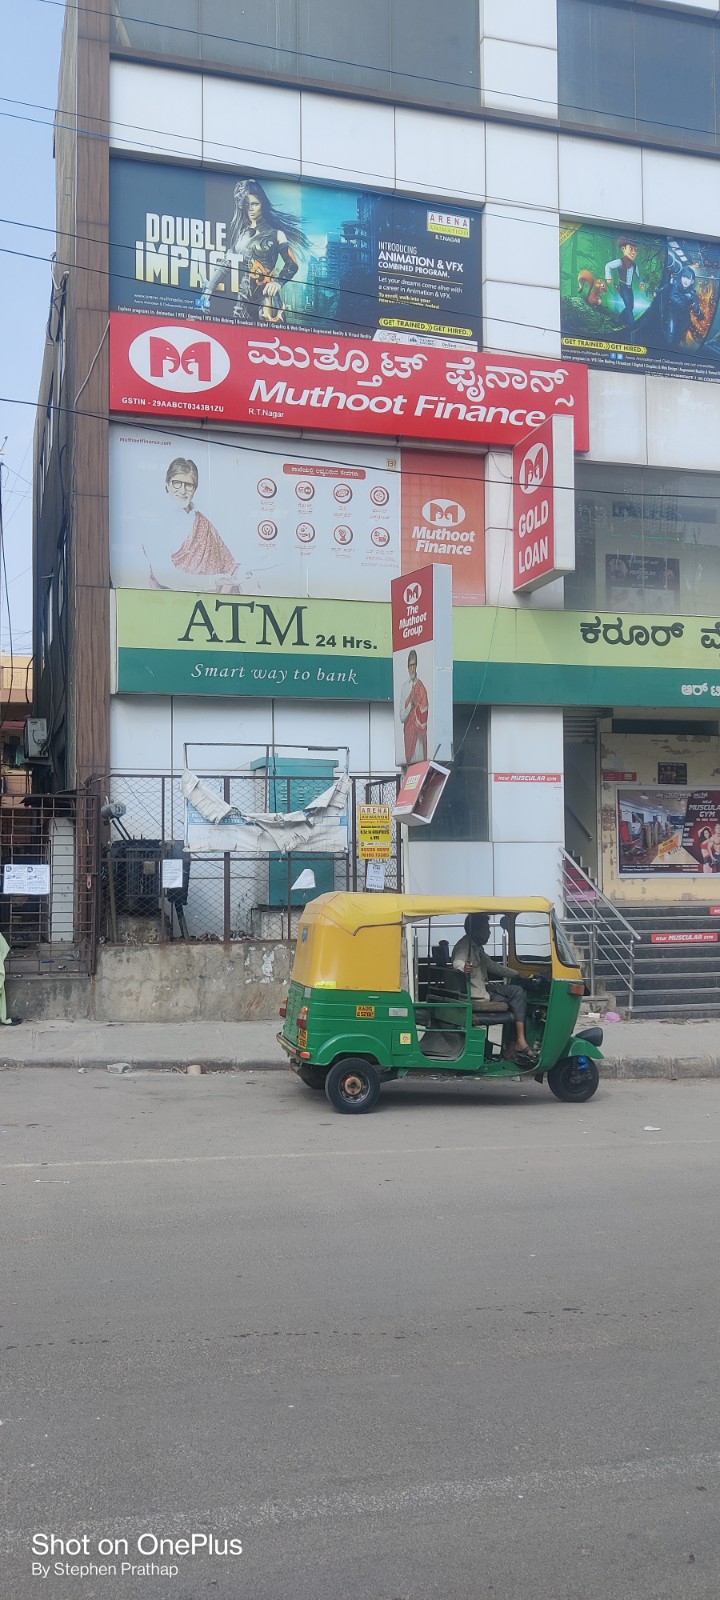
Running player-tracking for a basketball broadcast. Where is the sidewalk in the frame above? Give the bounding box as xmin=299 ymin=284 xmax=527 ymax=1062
xmin=0 ymin=1018 xmax=719 ymax=1077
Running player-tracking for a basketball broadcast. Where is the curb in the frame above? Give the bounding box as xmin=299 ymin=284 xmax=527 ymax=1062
xmin=0 ymin=1057 xmax=289 ymax=1073
xmin=599 ymin=1057 xmax=720 ymax=1080
xmin=2 ymin=1056 xmax=720 ymax=1079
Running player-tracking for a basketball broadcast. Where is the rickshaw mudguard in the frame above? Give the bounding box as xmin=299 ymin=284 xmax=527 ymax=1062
xmin=312 ymin=1031 xmax=392 ymax=1069
xmin=564 ymin=1036 xmax=604 ymax=1062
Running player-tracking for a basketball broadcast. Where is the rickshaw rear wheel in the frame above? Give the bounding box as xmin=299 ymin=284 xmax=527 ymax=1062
xmin=297 ymin=1065 xmax=327 ymax=1092
xmin=547 ymin=1057 xmax=600 ymax=1102
xmin=325 ymin=1058 xmax=381 ymax=1114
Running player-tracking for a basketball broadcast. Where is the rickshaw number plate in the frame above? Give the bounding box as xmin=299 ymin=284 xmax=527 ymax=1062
xmin=298 ymin=1028 xmax=308 ymax=1047
xmin=356 ymin=1005 xmax=376 ymax=1018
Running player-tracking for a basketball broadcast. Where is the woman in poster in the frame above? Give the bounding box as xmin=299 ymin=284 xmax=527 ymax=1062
xmin=196 ymin=179 xmax=308 ymax=325
xmin=398 ymin=649 xmax=429 ymax=765
xmin=145 ymin=458 xmax=246 ymax=592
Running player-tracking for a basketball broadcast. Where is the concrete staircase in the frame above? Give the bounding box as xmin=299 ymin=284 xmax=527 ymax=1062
xmin=595 ymin=902 xmax=720 ymax=1017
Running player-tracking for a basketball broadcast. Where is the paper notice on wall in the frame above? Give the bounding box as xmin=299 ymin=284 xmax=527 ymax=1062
xmin=3 ymin=863 xmax=50 ymax=895
xmin=365 ymin=860 xmax=387 ymax=891
xmin=161 ymin=859 xmax=184 ymax=890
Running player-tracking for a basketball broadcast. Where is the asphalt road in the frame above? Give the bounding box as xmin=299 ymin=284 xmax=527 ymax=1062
xmin=2 ymin=1066 xmax=719 ymax=1600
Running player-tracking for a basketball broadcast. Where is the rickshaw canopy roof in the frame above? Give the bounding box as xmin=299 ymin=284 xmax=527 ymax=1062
xmin=292 ymin=893 xmax=558 ymax=993
xmin=302 ymin=893 xmax=554 ymax=933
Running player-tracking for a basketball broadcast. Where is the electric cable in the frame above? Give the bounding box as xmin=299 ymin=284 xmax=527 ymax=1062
xmin=3 ymin=231 xmax=720 ymax=374
xmin=28 ymin=0 xmax=720 ymax=150
xmin=9 ymin=387 xmax=720 ymax=503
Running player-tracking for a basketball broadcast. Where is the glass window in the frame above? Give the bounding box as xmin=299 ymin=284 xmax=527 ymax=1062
xmin=636 ymin=10 xmax=715 ymax=146
xmin=415 ymin=705 xmax=489 ymax=843
xmin=112 ymin=0 xmax=481 ymax=109
xmin=298 ymin=0 xmax=391 ymax=95
xmin=565 ymin=464 xmax=720 ymax=619
xmin=391 ymin=0 xmax=479 ymax=109
xmin=558 ymin=0 xmax=635 ymax=133
xmin=111 ymin=0 xmax=200 ymax=59
xmin=201 ymin=0 xmax=297 ymax=76
xmin=557 ymin=0 xmax=720 ymax=150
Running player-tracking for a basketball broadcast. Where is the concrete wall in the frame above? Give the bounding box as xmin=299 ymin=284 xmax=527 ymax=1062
xmin=7 ymin=942 xmax=295 ymax=1024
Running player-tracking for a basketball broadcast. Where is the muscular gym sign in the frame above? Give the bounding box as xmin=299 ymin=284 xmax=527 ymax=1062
xmin=512 ymin=415 xmax=576 ymax=594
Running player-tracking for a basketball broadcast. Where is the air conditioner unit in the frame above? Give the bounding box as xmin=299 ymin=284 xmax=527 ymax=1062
xmin=23 ymin=718 xmax=48 ymax=759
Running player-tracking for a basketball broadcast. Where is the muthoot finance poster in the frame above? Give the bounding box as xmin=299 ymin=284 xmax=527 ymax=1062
xmin=109 ymin=428 xmax=485 ymax=605
xmin=110 ymin=158 xmax=482 ymax=348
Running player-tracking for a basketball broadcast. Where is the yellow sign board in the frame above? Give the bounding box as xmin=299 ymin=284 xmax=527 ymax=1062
xmin=358 ymin=804 xmax=393 ymax=860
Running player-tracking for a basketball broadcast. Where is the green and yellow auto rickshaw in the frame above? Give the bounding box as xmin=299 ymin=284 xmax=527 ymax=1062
xmin=278 ymin=893 xmax=603 ymax=1114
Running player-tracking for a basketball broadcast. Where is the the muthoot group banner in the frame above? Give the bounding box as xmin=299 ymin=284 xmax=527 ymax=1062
xmin=115 ymin=593 xmax=720 ymax=709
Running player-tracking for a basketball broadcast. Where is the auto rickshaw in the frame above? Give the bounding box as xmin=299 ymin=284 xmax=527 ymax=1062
xmin=278 ymin=893 xmax=604 ymax=1113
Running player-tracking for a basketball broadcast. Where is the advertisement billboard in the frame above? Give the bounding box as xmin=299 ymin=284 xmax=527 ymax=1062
xmin=110 ymin=159 xmax=482 ymax=348
xmin=561 ymin=220 xmax=720 ymax=379
xmin=109 ymin=427 xmax=485 ymax=605
xmin=391 ymin=565 xmax=453 ymax=766
xmin=114 ymin=598 xmax=720 ymax=707
xmin=617 ymin=787 xmax=720 ymax=876
xmin=110 ymin=315 xmax=589 ymax=450
xmin=512 ymin=415 xmax=575 ymax=593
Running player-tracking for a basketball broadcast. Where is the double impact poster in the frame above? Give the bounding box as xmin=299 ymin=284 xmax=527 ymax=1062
xmin=110 ymin=159 xmax=482 ymax=348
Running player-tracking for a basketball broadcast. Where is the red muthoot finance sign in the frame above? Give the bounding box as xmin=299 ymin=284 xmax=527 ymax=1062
xmin=109 ymin=314 xmax=590 ymax=451
xmin=512 ymin=414 xmax=576 ymax=593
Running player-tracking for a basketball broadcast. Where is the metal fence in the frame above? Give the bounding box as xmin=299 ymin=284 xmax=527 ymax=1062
xmin=0 ymin=789 xmax=100 ymax=975
xmin=95 ymin=772 xmax=401 ymax=948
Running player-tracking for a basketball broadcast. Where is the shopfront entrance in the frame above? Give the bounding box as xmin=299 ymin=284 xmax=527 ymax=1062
xmin=598 ymin=714 xmax=720 ymax=905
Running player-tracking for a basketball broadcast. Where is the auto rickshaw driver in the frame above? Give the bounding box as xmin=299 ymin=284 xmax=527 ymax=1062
xmin=452 ymin=913 xmax=536 ymax=1064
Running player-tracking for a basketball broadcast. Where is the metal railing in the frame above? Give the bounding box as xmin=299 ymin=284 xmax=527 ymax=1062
xmin=560 ymin=850 xmax=640 ymax=1012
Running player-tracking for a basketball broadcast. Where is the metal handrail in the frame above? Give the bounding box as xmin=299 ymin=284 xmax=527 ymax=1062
xmin=560 ymin=850 xmax=640 ymax=1012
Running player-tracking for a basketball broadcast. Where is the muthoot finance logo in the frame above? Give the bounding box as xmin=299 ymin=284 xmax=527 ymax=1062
xmin=403 ymin=580 xmax=423 ymax=607
xmin=518 ymin=441 xmax=549 ymax=495
xmin=422 ymin=498 xmax=465 ymax=527
xmin=412 ymin=498 xmax=475 ymax=557
xmin=128 ymin=326 xmax=231 ymax=392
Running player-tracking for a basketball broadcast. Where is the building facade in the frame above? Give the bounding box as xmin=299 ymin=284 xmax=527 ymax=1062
xmin=33 ymin=0 xmax=720 ymax=921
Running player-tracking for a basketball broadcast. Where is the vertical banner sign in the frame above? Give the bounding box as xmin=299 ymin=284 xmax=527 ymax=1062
xmin=391 ymin=565 xmax=453 ymax=767
xmin=357 ymin=805 xmax=393 ymax=860
xmin=513 ymin=415 xmax=575 ymax=593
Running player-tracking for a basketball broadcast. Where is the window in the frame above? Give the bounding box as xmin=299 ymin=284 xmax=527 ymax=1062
xmin=415 ymin=705 xmax=489 ymax=842
xmin=112 ymin=0 xmax=200 ymax=58
xmin=558 ymin=0 xmax=720 ymax=150
xmin=111 ymin=0 xmax=481 ymax=109
xmin=566 ymin=464 xmax=720 ymax=619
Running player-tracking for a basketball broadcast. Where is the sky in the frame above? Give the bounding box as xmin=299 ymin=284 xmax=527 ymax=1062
xmin=0 ymin=0 xmax=65 ymax=658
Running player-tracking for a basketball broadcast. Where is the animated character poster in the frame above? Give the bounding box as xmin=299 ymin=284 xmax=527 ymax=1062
xmin=110 ymin=159 xmax=482 ymax=348
xmin=561 ymin=221 xmax=720 ymax=380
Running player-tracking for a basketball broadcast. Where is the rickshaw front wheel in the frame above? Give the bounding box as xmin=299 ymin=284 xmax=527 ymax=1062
xmin=547 ymin=1057 xmax=600 ymax=1102
xmin=325 ymin=1058 xmax=381 ymax=1114
xmin=297 ymin=1065 xmax=327 ymax=1092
